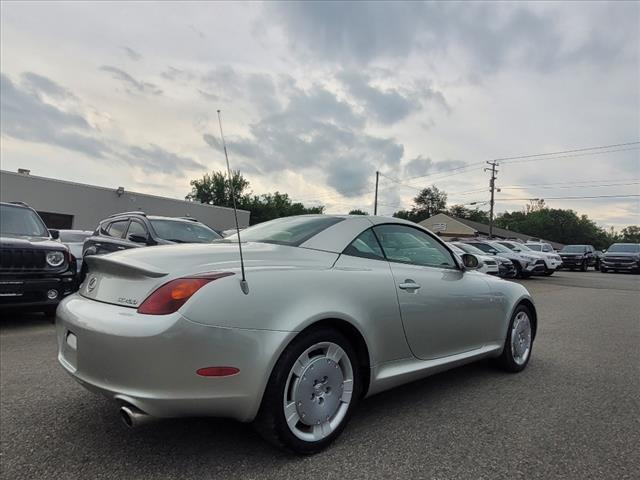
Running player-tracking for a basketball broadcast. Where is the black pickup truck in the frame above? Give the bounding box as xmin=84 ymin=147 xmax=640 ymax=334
xmin=0 ymin=202 xmax=76 ymax=317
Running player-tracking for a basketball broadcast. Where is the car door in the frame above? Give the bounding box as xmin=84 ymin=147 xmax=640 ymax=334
xmin=124 ymin=219 xmax=152 ymax=247
xmin=373 ymin=224 xmax=497 ymax=360
xmin=96 ymin=219 xmax=131 ymax=255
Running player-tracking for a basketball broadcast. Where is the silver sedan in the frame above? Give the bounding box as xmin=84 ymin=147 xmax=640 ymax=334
xmin=56 ymin=215 xmax=537 ymax=454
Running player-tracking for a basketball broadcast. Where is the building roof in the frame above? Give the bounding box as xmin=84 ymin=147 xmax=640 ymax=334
xmin=421 ymin=213 xmax=564 ymax=249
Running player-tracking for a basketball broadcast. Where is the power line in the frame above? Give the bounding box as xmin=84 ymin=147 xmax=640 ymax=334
xmin=498 ymin=194 xmax=640 ymax=201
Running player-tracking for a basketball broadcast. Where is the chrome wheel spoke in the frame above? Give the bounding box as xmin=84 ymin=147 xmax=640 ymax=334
xmin=312 ymin=421 xmax=331 ymax=440
xmin=326 ymin=344 xmax=344 ymax=364
xmin=341 ymin=379 xmax=353 ymax=403
xmin=284 ymin=402 xmax=300 ymax=429
xmin=511 ymin=312 xmax=531 ymax=365
xmin=291 ymin=354 xmax=310 ymax=378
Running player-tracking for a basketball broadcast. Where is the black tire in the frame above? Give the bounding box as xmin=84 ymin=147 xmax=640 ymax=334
xmin=254 ymin=327 xmax=362 ymax=455
xmin=513 ymin=261 xmax=523 ymax=278
xmin=600 ymin=267 xmax=607 ymax=273
xmin=496 ymin=304 xmax=534 ymax=373
xmin=543 ymin=269 xmax=554 ymax=276
xmin=580 ymin=260 xmax=588 ymax=272
xmin=43 ymin=306 xmax=57 ymax=322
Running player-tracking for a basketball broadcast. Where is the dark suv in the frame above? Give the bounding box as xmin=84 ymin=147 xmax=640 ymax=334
xmin=0 ymin=202 xmax=76 ymax=317
xmin=600 ymin=243 xmax=640 ymax=273
xmin=82 ymin=211 xmax=221 ymax=275
xmin=558 ymin=244 xmax=598 ymax=271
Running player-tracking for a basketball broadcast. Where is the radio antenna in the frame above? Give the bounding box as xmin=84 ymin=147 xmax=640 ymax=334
xmin=217 ymin=110 xmax=249 ymax=294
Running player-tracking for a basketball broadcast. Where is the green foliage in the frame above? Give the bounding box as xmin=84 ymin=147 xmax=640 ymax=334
xmin=446 ymin=205 xmax=490 ymax=223
xmin=618 ymin=225 xmax=640 ymax=243
xmin=348 ymin=209 xmax=369 ymax=215
xmin=494 ymin=208 xmax=616 ymax=249
xmin=392 ymin=186 xmax=447 ymax=223
xmin=186 ymin=171 xmax=324 ymax=225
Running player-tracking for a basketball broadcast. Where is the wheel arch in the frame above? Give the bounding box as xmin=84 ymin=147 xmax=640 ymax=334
xmin=517 ymin=298 xmax=538 ymax=340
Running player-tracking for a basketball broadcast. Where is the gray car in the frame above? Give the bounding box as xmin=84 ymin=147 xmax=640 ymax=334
xmin=56 ymin=215 xmax=537 ymax=454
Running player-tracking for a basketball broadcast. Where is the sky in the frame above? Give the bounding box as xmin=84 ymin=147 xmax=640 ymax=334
xmin=1 ymin=1 xmax=639 ymax=228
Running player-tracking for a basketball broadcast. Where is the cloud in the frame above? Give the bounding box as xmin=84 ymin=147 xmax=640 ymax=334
xmin=402 ymin=155 xmax=466 ymax=178
xmin=121 ymin=46 xmax=142 ymax=61
xmin=202 ymin=79 xmax=404 ymax=196
xmin=21 ymin=72 xmax=76 ymax=100
xmin=0 ymin=73 xmax=108 ymax=158
xmin=265 ymin=2 xmax=639 ymax=73
xmin=1 ymin=73 xmax=204 ymax=175
xmin=161 ymin=66 xmax=195 ymax=83
xmin=126 ymin=144 xmax=205 ymax=174
xmin=99 ymin=65 xmax=162 ymax=95
xmin=338 ymin=71 xmax=416 ymax=124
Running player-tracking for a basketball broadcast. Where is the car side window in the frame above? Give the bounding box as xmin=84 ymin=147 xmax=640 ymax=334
xmin=343 ymin=228 xmax=385 ymax=260
xmin=106 ymin=220 xmax=128 ymax=238
xmin=126 ymin=220 xmax=148 ymax=243
xmin=373 ymin=224 xmax=457 ymax=269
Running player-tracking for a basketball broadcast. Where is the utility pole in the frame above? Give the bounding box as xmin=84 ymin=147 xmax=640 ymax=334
xmin=485 ymin=161 xmax=499 ymax=238
xmin=373 ymin=170 xmax=379 ymax=215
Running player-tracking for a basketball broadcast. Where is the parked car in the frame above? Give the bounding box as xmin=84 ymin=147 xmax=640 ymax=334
xmin=81 ymin=211 xmax=222 ymax=277
xmin=462 ymin=240 xmax=540 ymax=278
xmin=57 ymin=215 xmax=538 ymax=454
xmin=448 ymin=243 xmax=498 ymax=275
xmin=524 ymin=241 xmax=555 ymax=253
xmin=452 ymin=242 xmax=516 ymax=278
xmin=558 ymin=245 xmax=598 ymax=271
xmin=57 ymin=230 xmax=93 ymax=273
xmin=600 ymin=243 xmax=640 ymax=273
xmin=495 ymin=240 xmax=562 ymax=276
xmin=0 ymin=202 xmax=76 ymax=317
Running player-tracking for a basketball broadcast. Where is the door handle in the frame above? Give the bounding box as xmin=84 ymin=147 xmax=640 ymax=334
xmin=398 ymin=280 xmax=421 ymax=291
xmin=116 ymin=246 xmax=126 ymax=250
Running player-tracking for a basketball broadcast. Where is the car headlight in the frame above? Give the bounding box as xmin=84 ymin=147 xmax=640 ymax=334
xmin=46 ymin=251 xmax=65 ymax=267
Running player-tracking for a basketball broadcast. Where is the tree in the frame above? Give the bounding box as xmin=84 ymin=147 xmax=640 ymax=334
xmin=185 ymin=170 xmax=249 ymax=207
xmin=348 ymin=209 xmax=369 ymax=215
xmin=392 ymin=186 xmax=447 ymax=223
xmin=446 ymin=204 xmax=490 ymax=223
xmin=495 ymin=208 xmax=615 ymax=249
xmin=186 ymin=170 xmax=324 ymax=225
xmin=619 ymin=226 xmax=640 ymax=243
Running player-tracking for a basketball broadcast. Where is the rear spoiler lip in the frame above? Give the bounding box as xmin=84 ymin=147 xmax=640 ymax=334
xmin=85 ymin=254 xmax=168 ymax=278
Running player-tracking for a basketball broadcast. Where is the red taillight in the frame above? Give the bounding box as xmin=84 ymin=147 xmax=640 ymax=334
xmin=137 ymin=272 xmax=234 ymax=315
xmin=196 ymin=366 xmax=240 ymax=377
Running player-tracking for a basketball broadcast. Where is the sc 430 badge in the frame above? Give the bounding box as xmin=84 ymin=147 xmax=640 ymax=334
xmin=117 ymin=297 xmax=139 ymax=306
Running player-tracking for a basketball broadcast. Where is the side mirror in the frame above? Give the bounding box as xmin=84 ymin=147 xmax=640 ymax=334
xmin=128 ymin=234 xmax=150 ymax=244
xmin=461 ymin=253 xmax=481 ymax=269
xmin=49 ymin=229 xmax=60 ymax=239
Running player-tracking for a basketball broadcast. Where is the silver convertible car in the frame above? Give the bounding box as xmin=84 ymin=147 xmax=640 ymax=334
xmin=57 ymin=215 xmax=537 ymax=454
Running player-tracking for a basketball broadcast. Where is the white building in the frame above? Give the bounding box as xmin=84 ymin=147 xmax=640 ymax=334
xmin=0 ymin=170 xmax=250 ymax=231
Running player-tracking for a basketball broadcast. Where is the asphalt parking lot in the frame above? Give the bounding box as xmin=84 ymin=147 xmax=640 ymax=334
xmin=1 ymin=271 xmax=638 ymax=479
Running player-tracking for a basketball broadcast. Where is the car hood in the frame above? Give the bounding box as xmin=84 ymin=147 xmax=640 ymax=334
xmin=559 ymin=252 xmax=586 ymax=257
xmin=602 ymin=252 xmax=639 ymax=258
xmin=81 ymin=241 xmax=339 ymax=308
xmin=0 ymin=235 xmax=66 ymax=250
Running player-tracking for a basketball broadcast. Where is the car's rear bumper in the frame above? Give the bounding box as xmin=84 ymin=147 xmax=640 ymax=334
xmin=56 ymin=294 xmax=295 ymax=422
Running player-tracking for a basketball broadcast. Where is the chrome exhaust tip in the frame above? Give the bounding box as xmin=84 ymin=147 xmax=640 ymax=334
xmin=119 ymin=405 xmax=155 ymax=428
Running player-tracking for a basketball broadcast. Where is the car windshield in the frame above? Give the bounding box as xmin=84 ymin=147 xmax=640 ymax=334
xmin=607 ymin=244 xmax=640 ymax=253
xmin=498 ymin=242 xmax=521 ymax=251
xmin=150 ymin=219 xmax=221 ymax=243
xmin=59 ymin=231 xmax=91 ymax=243
xmin=0 ymin=204 xmax=49 ymax=237
xmin=466 ymin=242 xmax=498 ymax=254
xmin=488 ymin=242 xmax=513 ymax=254
xmin=526 ymin=244 xmax=542 ymax=251
xmin=561 ymin=245 xmax=587 ymax=253
xmin=453 ymin=243 xmax=485 ymax=256
xmin=228 ymin=216 xmax=344 ymax=247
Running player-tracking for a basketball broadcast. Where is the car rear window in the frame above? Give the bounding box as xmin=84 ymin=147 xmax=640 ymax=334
xmin=229 ymin=216 xmax=344 ymax=247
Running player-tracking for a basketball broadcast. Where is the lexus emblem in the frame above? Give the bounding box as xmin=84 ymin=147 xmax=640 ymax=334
xmin=87 ymin=276 xmax=97 ymax=292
